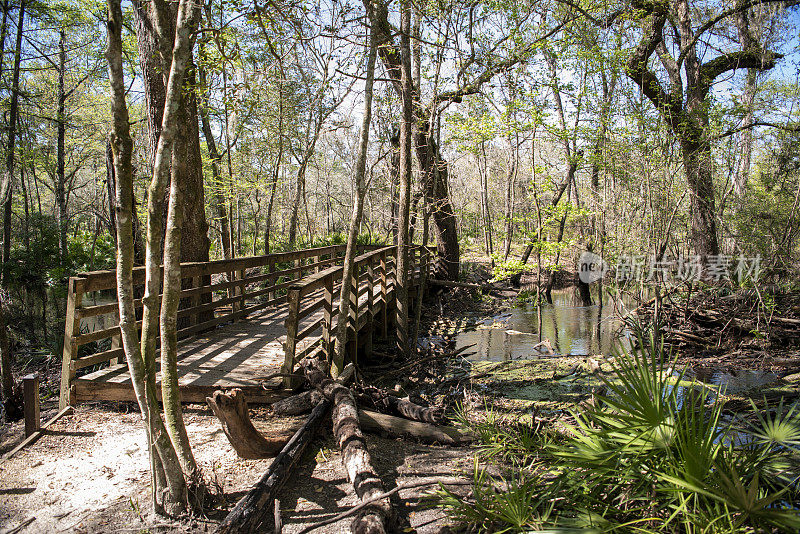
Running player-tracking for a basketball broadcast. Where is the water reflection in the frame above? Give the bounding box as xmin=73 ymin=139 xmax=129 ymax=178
xmin=456 ymin=288 xmax=633 ymax=361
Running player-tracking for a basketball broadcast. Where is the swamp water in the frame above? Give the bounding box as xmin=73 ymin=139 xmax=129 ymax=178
xmin=455 ymin=288 xmax=635 ymax=361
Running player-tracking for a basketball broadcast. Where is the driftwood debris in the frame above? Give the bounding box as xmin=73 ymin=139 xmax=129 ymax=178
xmin=302 ymin=359 xmax=393 ymax=534
xmin=206 ymin=389 xmax=293 ymax=459
xmin=216 ymin=398 xmax=332 ymax=534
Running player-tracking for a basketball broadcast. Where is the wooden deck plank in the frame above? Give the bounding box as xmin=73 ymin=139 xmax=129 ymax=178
xmin=74 ymin=304 xmax=326 ymax=404
xmin=72 ymin=276 xmax=403 ymax=405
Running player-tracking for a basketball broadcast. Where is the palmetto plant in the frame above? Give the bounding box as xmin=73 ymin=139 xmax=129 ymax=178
xmin=434 ymin=327 xmax=800 ymax=532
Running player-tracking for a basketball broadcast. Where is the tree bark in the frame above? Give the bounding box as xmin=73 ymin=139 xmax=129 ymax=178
xmin=270 ymin=389 xmax=324 ymax=416
xmin=197 ymin=61 xmax=232 ymax=260
xmin=302 ymin=359 xmax=392 ymax=533
xmin=106 ymin=0 xmax=189 ymax=515
xmin=133 ymin=0 xmax=210 ymax=265
xmin=395 ymin=0 xmax=414 ymax=358
xmin=621 ymin=2 xmax=780 ymax=259
xmin=367 ymin=0 xmax=460 ymax=280
xmin=216 ymin=398 xmax=332 ymax=534
xmin=55 ymin=29 xmax=68 ymax=265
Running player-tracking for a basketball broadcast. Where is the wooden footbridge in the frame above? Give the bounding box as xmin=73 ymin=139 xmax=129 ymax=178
xmin=58 ymin=244 xmax=433 ymax=409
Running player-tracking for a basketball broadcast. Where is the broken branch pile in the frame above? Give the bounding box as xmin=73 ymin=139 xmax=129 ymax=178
xmin=632 ymin=287 xmax=800 ymax=365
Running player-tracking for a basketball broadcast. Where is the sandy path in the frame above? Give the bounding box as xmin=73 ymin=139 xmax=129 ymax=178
xmin=0 ymin=404 xmax=470 ymax=533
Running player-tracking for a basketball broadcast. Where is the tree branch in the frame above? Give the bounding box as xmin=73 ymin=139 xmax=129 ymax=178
xmin=676 ymin=0 xmax=799 ymax=69
xmin=699 ymin=49 xmax=783 ymax=94
xmin=716 ymin=120 xmax=800 ymax=139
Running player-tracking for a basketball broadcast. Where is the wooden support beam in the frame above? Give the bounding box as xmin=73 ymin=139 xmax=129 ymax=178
xmin=60 ymin=276 xmax=86 ymax=409
xmin=0 ymin=407 xmax=73 ymax=464
xmin=22 ymin=374 xmax=39 ymax=437
xmin=282 ymin=288 xmax=302 ymax=389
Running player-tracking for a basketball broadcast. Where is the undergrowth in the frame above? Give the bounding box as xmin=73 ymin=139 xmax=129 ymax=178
xmin=433 ymin=327 xmax=800 ymax=532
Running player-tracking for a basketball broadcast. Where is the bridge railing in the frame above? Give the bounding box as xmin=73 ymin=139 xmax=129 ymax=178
xmin=59 ymin=244 xmax=380 ymax=407
xmin=281 ymin=244 xmax=433 ymax=388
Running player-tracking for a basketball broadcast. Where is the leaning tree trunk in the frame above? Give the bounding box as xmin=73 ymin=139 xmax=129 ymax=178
xmin=160 ymin=143 xmax=202 ymax=483
xmin=303 ymin=360 xmax=392 ymax=533
xmin=332 ymin=15 xmax=377 ymax=376
xmin=413 ymin=130 xmax=460 ymax=280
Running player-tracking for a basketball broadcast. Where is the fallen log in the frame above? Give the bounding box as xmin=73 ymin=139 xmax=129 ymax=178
xmin=270 ymin=389 xmax=324 ymax=416
xmin=428 ymin=279 xmax=489 ymax=291
xmin=358 ymin=387 xmax=444 ymax=424
xmin=206 ymin=389 xmax=294 ymax=459
xmin=215 ymin=398 xmax=332 ymax=534
xmin=358 ymin=409 xmax=472 ymax=445
xmin=303 ymin=359 xmax=393 ymax=534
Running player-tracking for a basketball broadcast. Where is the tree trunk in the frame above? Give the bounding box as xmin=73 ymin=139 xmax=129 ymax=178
xmin=734 ymin=70 xmax=756 ymax=199
xmin=478 ymin=142 xmax=493 ymax=261
xmin=0 ymin=0 xmax=22 ymax=285
xmin=206 ymin=389 xmax=294 ymax=459
xmin=197 ymin=61 xmax=232 ymax=260
xmin=264 ymin=71 xmax=284 ymax=255
xmin=55 ymin=29 xmax=68 ymax=265
xmin=160 ymin=132 xmax=201 ymax=483
xmin=681 ymin=138 xmax=719 ymax=259
xmin=332 ymin=15 xmax=377 ymax=376
xmin=216 ymin=398 xmax=332 ymax=533
xmin=366 ymin=0 xmax=460 ymax=280
xmin=287 ymin=163 xmax=306 ymax=250
xmin=502 ymin=156 xmax=516 ymax=260
xmin=395 ymin=0 xmax=414 ymax=358
xmin=106 ymin=138 xmax=117 ymax=243
xmin=0 ymin=0 xmax=24 ymax=411
xmin=106 ymin=0 xmax=190 ymax=515
xmin=132 ymin=0 xmax=210 ymax=265
xmin=303 ymin=359 xmax=392 ymax=533
xmin=413 ymin=130 xmax=460 ymax=280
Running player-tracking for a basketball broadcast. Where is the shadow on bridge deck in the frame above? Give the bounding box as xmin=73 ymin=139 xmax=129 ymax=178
xmin=74 ymin=304 xmax=320 ymax=404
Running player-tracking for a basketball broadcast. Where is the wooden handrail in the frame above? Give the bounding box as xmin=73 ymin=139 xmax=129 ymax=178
xmin=280 ymin=245 xmax=433 ymax=388
xmin=58 ymin=244 xmax=368 ymax=407
xmin=58 ymin=243 xmax=433 ymax=406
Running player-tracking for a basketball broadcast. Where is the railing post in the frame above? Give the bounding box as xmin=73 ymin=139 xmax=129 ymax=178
xmin=238 ymin=267 xmax=246 ymax=319
xmin=380 ymin=251 xmax=388 ymax=338
xmin=60 ymin=276 xmax=85 ymax=409
xmin=23 ymin=373 xmax=40 ymax=437
xmin=268 ymin=257 xmax=276 ymax=302
xmin=323 ymin=274 xmax=334 ymax=363
xmin=190 ymin=274 xmax=201 ymax=326
xmin=347 ymin=264 xmax=359 ymax=366
xmin=109 ymin=309 xmax=121 ymax=366
xmin=365 ymin=257 xmax=374 ymax=359
xmin=226 ymin=267 xmax=235 ymax=318
xmin=282 ymin=288 xmax=302 ymax=389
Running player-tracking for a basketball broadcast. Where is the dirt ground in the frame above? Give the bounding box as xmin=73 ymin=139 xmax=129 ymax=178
xmin=0 ymin=402 xmax=473 ymax=533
